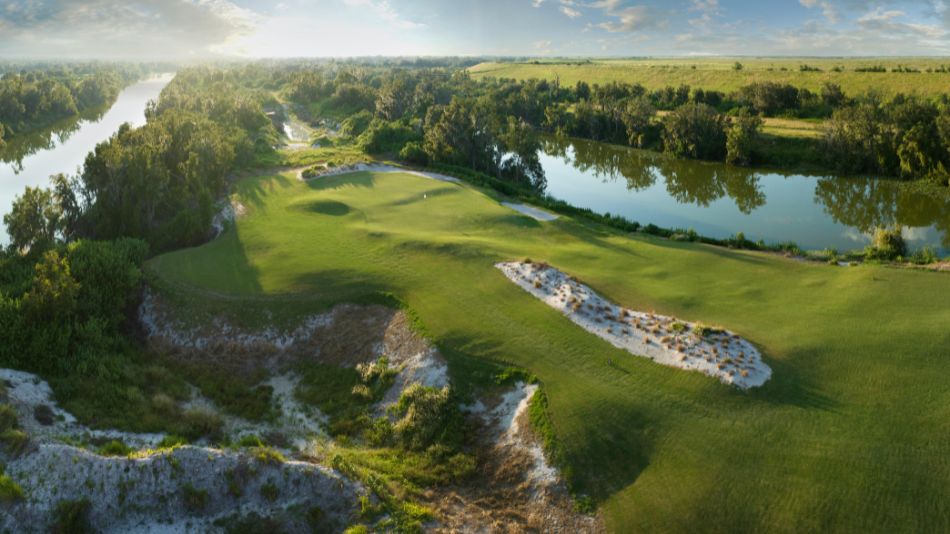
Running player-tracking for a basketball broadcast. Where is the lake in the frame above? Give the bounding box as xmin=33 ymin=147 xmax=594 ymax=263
xmin=0 ymin=73 xmax=175 ymax=243
xmin=540 ymin=136 xmax=949 ymax=254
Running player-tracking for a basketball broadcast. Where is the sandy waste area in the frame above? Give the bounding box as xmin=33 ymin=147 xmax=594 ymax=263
xmin=497 ymin=261 xmax=772 ymax=389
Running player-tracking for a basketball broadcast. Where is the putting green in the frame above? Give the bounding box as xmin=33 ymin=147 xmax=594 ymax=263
xmin=151 ymin=170 xmax=950 ymax=532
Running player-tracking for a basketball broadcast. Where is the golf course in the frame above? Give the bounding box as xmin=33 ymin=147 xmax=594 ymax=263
xmin=149 ymin=166 xmax=950 ymax=532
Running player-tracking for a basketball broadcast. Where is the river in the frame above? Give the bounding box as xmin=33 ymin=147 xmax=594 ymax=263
xmin=0 ymin=73 xmax=175 ymax=242
xmin=540 ymin=136 xmax=949 ymax=254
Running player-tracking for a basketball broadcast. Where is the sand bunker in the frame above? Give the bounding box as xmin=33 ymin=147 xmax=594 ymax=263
xmin=496 ymin=261 xmax=772 ymax=389
xmin=501 ymin=202 xmax=559 ymax=221
xmin=299 ymin=163 xmax=462 ymax=184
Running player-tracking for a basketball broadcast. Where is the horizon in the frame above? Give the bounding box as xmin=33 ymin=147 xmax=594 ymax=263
xmin=3 ymin=0 xmax=950 ymax=59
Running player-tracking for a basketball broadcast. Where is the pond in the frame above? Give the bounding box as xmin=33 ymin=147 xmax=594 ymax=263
xmin=540 ymin=136 xmax=950 ymax=254
xmin=0 ymin=73 xmax=175 ymax=243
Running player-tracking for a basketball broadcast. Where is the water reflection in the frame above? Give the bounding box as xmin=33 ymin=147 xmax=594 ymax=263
xmin=540 ymin=136 xmax=948 ymax=252
xmin=0 ymin=105 xmax=109 ymax=172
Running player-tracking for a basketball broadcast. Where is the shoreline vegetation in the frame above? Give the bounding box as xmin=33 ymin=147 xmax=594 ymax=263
xmin=300 ymin=157 xmax=948 ymax=265
xmin=0 ymin=63 xmax=160 ymax=151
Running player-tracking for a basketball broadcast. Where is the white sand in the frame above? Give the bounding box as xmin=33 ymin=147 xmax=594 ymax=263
xmin=501 ymin=202 xmax=559 ymax=221
xmin=379 ymin=348 xmax=450 ymax=410
xmin=496 ymin=262 xmax=772 ymax=389
xmin=481 ymin=382 xmax=558 ymax=489
xmin=299 ymin=162 xmax=462 ymax=184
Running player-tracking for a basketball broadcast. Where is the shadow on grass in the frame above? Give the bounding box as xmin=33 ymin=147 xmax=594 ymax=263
xmin=286 ymin=269 xmax=393 ymax=303
xmin=749 ymin=347 xmax=839 ymax=412
xmin=437 ymin=330 xmax=654 ymax=505
xmin=304 ymin=172 xmax=378 ymax=191
xmin=388 ymin=186 xmax=460 ymax=207
xmin=291 ymin=199 xmax=352 ymax=216
xmin=233 ymin=172 xmax=294 ymax=210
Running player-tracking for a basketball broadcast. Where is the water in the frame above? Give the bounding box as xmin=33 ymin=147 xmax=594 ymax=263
xmin=540 ymin=137 xmax=949 ymax=253
xmin=0 ymin=73 xmax=175 ymax=241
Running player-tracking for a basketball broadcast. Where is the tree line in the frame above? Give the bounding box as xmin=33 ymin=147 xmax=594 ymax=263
xmin=272 ymin=62 xmax=950 ymax=187
xmin=0 ymin=64 xmax=147 ymax=149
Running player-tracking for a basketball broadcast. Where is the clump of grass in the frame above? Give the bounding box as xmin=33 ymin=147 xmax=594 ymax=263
xmin=0 ymin=466 xmax=25 ymax=503
xmin=252 ymin=446 xmax=287 ymax=465
xmin=53 ymin=498 xmax=92 ymax=532
xmin=260 ymin=481 xmax=279 ymax=502
xmin=0 ymin=405 xmax=17 ymax=432
xmin=181 ymin=483 xmax=210 ymax=513
xmin=97 ymin=439 xmax=133 ymax=457
xmin=1 ymin=429 xmax=29 ymax=456
xmin=33 ymin=404 xmax=55 ymax=426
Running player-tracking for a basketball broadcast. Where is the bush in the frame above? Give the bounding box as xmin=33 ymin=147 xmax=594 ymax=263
xmin=391 ymin=384 xmax=452 ymax=451
xmin=340 ymin=110 xmax=374 ymax=137
xmin=52 ymin=498 xmax=93 ymax=534
xmin=867 ymin=227 xmax=907 ymax=260
xmin=181 ymin=483 xmax=210 ymax=513
xmin=357 ymin=119 xmax=419 ymax=154
xmin=910 ymin=246 xmax=939 ymax=265
xmin=399 ymin=142 xmax=429 ymax=166
xmin=0 ymin=467 xmax=25 ymax=503
xmin=97 ymin=439 xmax=133 ymax=457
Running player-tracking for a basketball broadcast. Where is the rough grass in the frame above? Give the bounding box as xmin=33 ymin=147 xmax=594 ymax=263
xmin=469 ymin=58 xmax=950 ymax=97
xmin=149 ymin=169 xmax=950 ymax=532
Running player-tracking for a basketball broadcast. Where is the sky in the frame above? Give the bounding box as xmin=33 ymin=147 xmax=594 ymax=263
xmin=2 ymin=0 xmax=950 ymax=59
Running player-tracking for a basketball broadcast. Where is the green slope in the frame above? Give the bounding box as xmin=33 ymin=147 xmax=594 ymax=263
xmin=150 ymin=169 xmax=950 ymax=532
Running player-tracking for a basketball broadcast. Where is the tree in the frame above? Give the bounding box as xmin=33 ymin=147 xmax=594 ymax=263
xmin=423 ymin=98 xmax=498 ymax=174
xmin=662 ymin=102 xmax=727 ymax=160
xmin=821 ymin=83 xmax=846 ymax=107
xmin=726 ymin=109 xmax=763 ymax=166
xmin=621 ymin=97 xmax=656 ymax=148
xmin=498 ymin=117 xmax=546 ymax=191
xmin=4 ymin=186 xmax=61 ymax=252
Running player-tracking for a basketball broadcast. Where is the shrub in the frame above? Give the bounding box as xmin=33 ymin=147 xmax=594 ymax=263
xmin=97 ymin=439 xmax=133 ymax=457
xmin=340 ymin=110 xmax=374 ymax=137
xmin=52 ymin=498 xmax=93 ymax=534
xmin=0 ymin=467 xmax=25 ymax=503
xmin=399 ymin=142 xmax=429 ymax=166
xmin=260 ymin=481 xmax=279 ymax=502
xmin=252 ymin=446 xmax=286 ymax=465
xmin=182 ymin=408 xmax=225 ymax=442
xmin=181 ymin=483 xmax=210 ymax=513
xmin=910 ymin=246 xmax=939 ymax=265
xmin=392 ymin=385 xmax=452 ymax=451
xmin=866 ymin=227 xmax=907 ymax=260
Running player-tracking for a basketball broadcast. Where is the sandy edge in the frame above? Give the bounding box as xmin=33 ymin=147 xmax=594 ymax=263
xmin=496 ymin=261 xmax=771 ymax=389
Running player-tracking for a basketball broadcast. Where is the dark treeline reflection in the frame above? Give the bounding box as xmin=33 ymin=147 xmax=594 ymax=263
xmin=0 ymin=105 xmax=109 ymax=171
xmin=542 ymin=135 xmax=949 ymax=247
xmin=542 ymin=135 xmax=766 ymax=214
xmin=815 ymin=177 xmax=950 ymax=248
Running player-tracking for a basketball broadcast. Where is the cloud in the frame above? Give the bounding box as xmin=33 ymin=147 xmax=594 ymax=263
xmin=800 ymin=0 xmax=839 ymax=24
xmin=589 ymin=2 xmax=662 ymax=33
xmin=0 ymin=0 xmax=255 ymax=58
xmin=561 ymin=6 xmax=582 ymax=18
xmin=342 ymin=0 xmax=426 ymax=30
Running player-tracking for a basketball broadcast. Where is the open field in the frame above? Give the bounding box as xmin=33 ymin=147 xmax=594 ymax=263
xmin=470 ymin=58 xmax=950 ymax=97
xmin=149 ymin=168 xmax=950 ymax=532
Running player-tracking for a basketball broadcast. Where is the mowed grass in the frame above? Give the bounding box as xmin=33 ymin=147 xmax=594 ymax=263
xmin=469 ymin=58 xmax=950 ymax=97
xmin=149 ymin=170 xmax=950 ymax=532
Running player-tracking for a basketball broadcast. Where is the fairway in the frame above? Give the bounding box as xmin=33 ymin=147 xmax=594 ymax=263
xmin=150 ymin=170 xmax=950 ymax=532
xmin=470 ymin=58 xmax=950 ymax=97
